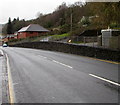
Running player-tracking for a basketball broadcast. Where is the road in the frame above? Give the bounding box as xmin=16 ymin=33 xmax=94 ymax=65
xmin=1 ymin=47 xmax=119 ymax=103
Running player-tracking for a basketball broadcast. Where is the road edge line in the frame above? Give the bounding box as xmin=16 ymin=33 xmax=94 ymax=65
xmin=88 ymin=57 xmax=119 ymax=65
xmin=6 ymin=54 xmax=15 ymax=104
xmin=78 ymin=54 xmax=119 ymax=64
xmin=0 ymin=49 xmax=4 ymax=56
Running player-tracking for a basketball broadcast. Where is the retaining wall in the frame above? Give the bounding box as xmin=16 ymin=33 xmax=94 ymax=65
xmin=9 ymin=42 xmax=120 ymax=62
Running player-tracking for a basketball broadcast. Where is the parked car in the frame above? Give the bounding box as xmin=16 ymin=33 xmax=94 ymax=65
xmin=2 ymin=43 xmax=8 ymax=47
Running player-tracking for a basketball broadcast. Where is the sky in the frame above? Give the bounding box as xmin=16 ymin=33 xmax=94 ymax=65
xmin=0 ymin=0 xmax=82 ymax=24
xmin=1 ymin=0 xmax=118 ymax=24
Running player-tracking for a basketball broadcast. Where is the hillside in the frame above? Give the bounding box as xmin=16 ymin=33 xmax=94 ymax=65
xmin=0 ymin=24 xmax=3 ymax=34
xmin=2 ymin=2 xmax=120 ymax=36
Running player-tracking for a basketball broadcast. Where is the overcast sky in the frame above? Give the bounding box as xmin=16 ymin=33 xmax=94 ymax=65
xmin=0 ymin=0 xmax=83 ymax=24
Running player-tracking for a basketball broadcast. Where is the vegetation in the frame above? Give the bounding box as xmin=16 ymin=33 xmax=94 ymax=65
xmin=7 ymin=18 xmax=13 ymax=34
xmin=8 ymin=33 xmax=70 ymax=45
xmin=49 ymin=33 xmax=70 ymax=41
xmin=0 ymin=24 xmax=3 ymax=34
xmin=2 ymin=2 xmax=120 ymax=37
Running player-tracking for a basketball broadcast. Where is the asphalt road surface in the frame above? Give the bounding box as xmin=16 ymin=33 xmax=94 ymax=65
xmin=1 ymin=47 xmax=119 ymax=103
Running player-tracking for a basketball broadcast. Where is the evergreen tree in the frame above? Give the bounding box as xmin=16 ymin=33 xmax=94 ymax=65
xmin=7 ymin=17 xmax=13 ymax=34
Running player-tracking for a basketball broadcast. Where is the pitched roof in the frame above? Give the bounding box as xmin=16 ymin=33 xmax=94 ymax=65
xmin=101 ymin=29 xmax=120 ymax=32
xmin=18 ymin=24 xmax=49 ymax=32
xmin=79 ymin=29 xmax=101 ymax=37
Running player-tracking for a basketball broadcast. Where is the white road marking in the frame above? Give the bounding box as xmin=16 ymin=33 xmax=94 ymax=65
xmin=89 ymin=74 xmax=120 ymax=87
xmin=52 ymin=60 xmax=73 ymax=69
xmin=0 ymin=49 xmax=4 ymax=55
xmin=38 ymin=55 xmax=47 ymax=59
xmin=43 ymin=57 xmax=47 ymax=59
xmin=38 ymin=55 xmax=73 ymax=69
xmin=13 ymin=83 xmax=19 ymax=86
xmin=52 ymin=97 xmax=55 ymax=99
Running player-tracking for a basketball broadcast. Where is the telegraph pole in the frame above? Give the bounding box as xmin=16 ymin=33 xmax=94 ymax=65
xmin=70 ymin=13 xmax=73 ymax=33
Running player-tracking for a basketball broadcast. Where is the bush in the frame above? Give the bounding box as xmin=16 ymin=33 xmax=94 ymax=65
xmin=59 ymin=24 xmax=70 ymax=34
xmin=109 ymin=22 xmax=120 ymax=29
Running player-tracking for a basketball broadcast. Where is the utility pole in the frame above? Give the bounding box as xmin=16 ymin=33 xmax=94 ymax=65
xmin=70 ymin=13 xmax=73 ymax=33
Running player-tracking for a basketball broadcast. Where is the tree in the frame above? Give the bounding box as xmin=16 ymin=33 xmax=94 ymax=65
xmin=36 ymin=12 xmax=43 ymax=19
xmin=7 ymin=17 xmax=13 ymax=34
xmin=89 ymin=2 xmax=120 ymax=27
xmin=80 ymin=16 xmax=90 ymax=26
xmin=56 ymin=2 xmax=67 ymax=11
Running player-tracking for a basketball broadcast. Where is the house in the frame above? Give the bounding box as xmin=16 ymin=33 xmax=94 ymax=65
xmin=1 ymin=34 xmax=18 ymax=43
xmin=101 ymin=29 xmax=120 ymax=48
xmin=72 ymin=29 xmax=101 ymax=43
xmin=8 ymin=34 xmax=15 ymax=40
xmin=79 ymin=29 xmax=101 ymax=37
xmin=2 ymin=34 xmax=15 ymax=42
xmin=17 ymin=24 xmax=49 ymax=39
xmin=13 ymin=32 xmax=18 ymax=39
xmin=1 ymin=36 xmax=8 ymax=42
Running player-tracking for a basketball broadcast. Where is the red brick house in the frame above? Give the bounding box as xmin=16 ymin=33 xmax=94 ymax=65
xmin=17 ymin=24 xmax=49 ymax=39
xmin=2 ymin=34 xmax=15 ymax=42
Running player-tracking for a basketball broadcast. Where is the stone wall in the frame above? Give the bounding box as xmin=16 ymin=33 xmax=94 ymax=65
xmin=9 ymin=42 xmax=120 ymax=62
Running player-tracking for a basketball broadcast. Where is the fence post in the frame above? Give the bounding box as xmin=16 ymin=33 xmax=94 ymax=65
xmin=104 ymin=37 xmax=105 ymax=48
xmin=93 ymin=37 xmax=94 ymax=47
xmin=84 ymin=37 xmax=86 ymax=45
xmin=77 ymin=36 xmax=78 ymax=42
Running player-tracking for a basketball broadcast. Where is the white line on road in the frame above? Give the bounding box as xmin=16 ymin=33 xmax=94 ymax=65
xmin=13 ymin=83 xmax=19 ymax=86
xmin=89 ymin=74 xmax=120 ymax=87
xmin=0 ymin=49 xmax=4 ymax=55
xmin=52 ymin=60 xmax=73 ymax=69
xmin=38 ymin=55 xmax=47 ymax=59
xmin=43 ymin=57 xmax=47 ymax=59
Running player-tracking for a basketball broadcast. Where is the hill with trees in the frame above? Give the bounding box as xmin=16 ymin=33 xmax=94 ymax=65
xmin=2 ymin=2 xmax=120 ymax=36
xmin=0 ymin=24 xmax=3 ymax=34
